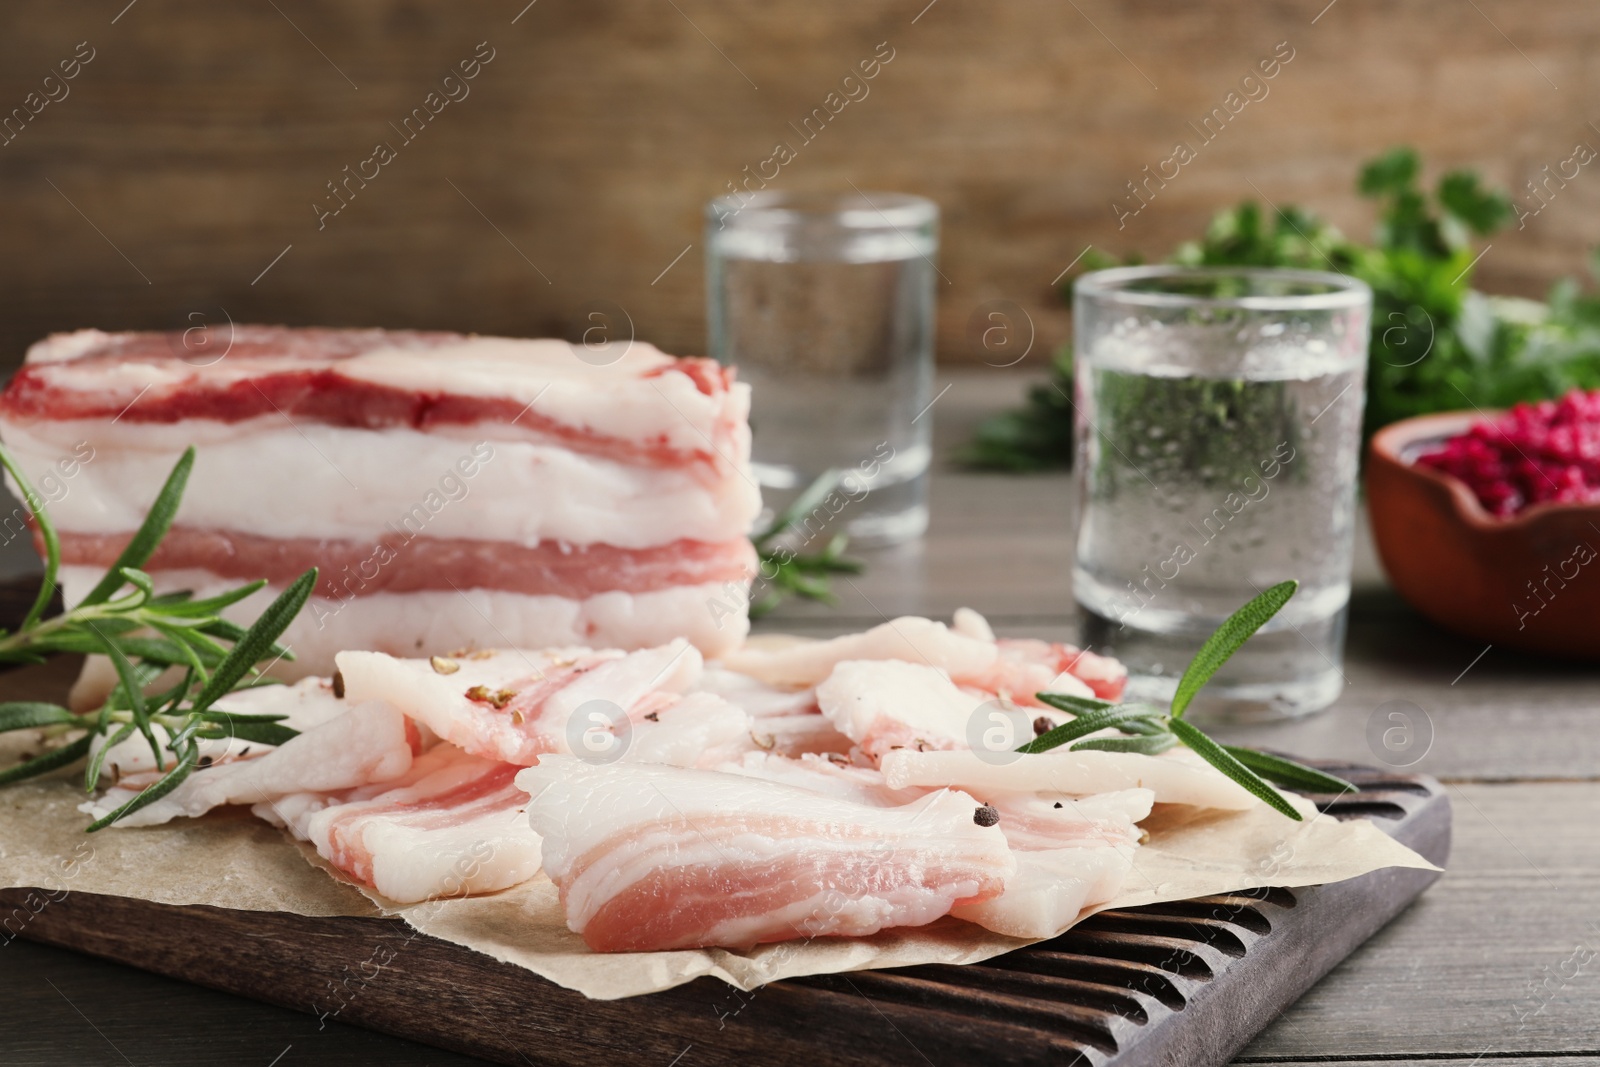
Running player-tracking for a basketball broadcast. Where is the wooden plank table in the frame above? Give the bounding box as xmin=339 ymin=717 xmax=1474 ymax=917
xmin=3 ymin=371 xmax=1597 ymax=1066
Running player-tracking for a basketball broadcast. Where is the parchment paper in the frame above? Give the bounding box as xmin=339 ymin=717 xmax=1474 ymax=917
xmin=0 ymin=746 xmax=1436 ymax=1000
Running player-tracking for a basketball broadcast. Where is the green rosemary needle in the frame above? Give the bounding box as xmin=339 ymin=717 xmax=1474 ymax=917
xmin=0 ymin=443 xmax=317 ymax=829
xmin=750 ymin=469 xmax=864 ymax=618
xmin=1019 ymin=581 xmax=1356 ymax=820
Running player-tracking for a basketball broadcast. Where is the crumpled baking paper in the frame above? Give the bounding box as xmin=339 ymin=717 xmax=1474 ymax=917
xmin=0 ymin=730 xmax=1436 ymax=1000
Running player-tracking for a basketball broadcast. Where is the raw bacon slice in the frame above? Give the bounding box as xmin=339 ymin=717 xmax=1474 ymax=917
xmin=335 ymin=640 xmax=702 ymax=765
xmin=0 ymin=327 xmax=761 ymax=688
xmin=973 ymin=640 xmax=1127 ymax=705
xmin=695 ymin=667 xmax=853 ymax=757
xmin=716 ymin=611 xmax=1124 ymax=704
xmin=716 ymin=616 xmax=998 ymax=689
xmin=0 ymin=328 xmax=748 ymax=472
xmin=879 ymin=747 xmax=1261 ymax=811
xmin=814 ymin=659 xmax=988 ymax=759
xmin=519 ymin=757 xmax=1016 ymax=952
xmin=951 ymin=607 xmax=1125 ymax=703
xmin=718 ymin=755 xmax=1150 ymax=940
xmin=984 ymin=789 xmax=1152 ymax=852
xmin=268 ymin=743 xmax=541 ymax=904
xmin=806 ymin=658 xmax=1090 ymax=761
xmin=621 ymin=692 xmax=757 ymax=769
xmin=720 ymin=752 xmax=926 ymax=807
xmin=82 ymin=699 xmax=415 ymax=828
xmin=951 ymin=846 xmax=1132 ymax=939
xmin=723 ymin=756 xmax=1152 ymax=851
xmin=84 ymin=676 xmax=349 ymax=781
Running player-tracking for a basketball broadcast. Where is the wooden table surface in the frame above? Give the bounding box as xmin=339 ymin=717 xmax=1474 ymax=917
xmin=3 ymin=371 xmax=1598 ymax=1067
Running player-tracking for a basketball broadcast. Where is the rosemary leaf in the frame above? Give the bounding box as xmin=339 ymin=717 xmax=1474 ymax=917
xmin=193 ymin=618 xmax=292 ymax=663
xmin=142 ymin=620 xmax=211 ymax=678
xmin=0 ymin=445 xmax=62 ymax=631
xmin=76 ymin=447 xmax=195 ymax=608
xmin=189 ymin=568 xmax=317 ymax=714
xmin=1018 ymin=703 xmax=1166 ymax=754
xmin=0 ymin=734 xmax=93 ymax=786
xmin=196 ymin=720 xmax=297 ymax=747
xmin=146 ymin=581 xmax=268 ymax=617
xmin=87 ymin=621 xmax=160 ymax=770
xmin=754 ymin=469 xmax=845 ymax=547
xmin=1034 ymin=692 xmax=1115 ymax=716
xmin=85 ymin=742 xmax=200 ymax=832
xmin=0 ymin=702 xmax=77 ymax=732
xmin=1223 ymin=746 xmax=1356 ymax=794
xmin=1071 ymin=733 xmax=1178 ymax=755
xmin=117 ymin=567 xmax=156 ymax=602
xmin=1171 ymin=580 xmax=1298 ymax=719
xmin=194 ymin=710 xmax=291 ymax=724
xmin=749 ymin=471 xmax=865 ymax=616
xmin=1169 ymin=718 xmax=1303 ymax=821
xmin=84 ymin=722 xmax=136 ymax=791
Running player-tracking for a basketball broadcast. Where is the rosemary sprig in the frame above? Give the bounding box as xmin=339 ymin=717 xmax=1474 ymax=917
xmin=1018 ymin=580 xmax=1356 ymax=820
xmin=0 ymin=443 xmax=317 ymax=829
xmin=749 ymin=469 xmax=864 ymax=618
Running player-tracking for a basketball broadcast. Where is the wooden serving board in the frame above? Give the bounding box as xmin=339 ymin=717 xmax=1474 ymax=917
xmin=4 ymin=760 xmax=1449 ymax=1067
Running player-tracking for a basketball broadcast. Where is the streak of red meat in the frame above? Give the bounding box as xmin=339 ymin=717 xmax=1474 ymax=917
xmin=319 ymin=761 xmax=523 ymax=889
xmin=577 ymin=849 xmax=1004 ymax=952
xmin=0 ymin=327 xmax=736 ymax=470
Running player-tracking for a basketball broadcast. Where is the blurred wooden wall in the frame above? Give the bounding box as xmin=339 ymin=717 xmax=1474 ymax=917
xmin=1 ymin=0 xmax=1598 ymax=370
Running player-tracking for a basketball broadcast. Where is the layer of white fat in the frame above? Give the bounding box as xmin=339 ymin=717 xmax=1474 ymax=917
xmin=720 ymin=752 xmax=924 ymax=807
xmin=17 ymin=335 xmax=752 ymax=463
xmin=714 ymin=615 xmax=999 ymax=689
xmin=878 ymin=748 xmax=1261 ymax=810
xmin=336 ymin=640 xmax=701 ymax=764
xmin=950 ymin=607 xmax=996 ymax=642
xmin=293 ymin=748 xmax=542 ymax=904
xmin=951 ymin=844 xmax=1133 ymax=939
xmin=620 ymin=691 xmax=756 ymax=768
xmin=693 ymin=666 xmax=818 ymax=718
xmin=354 ymin=803 xmax=543 ymax=904
xmin=260 ymin=742 xmax=467 ymax=837
xmin=85 ymin=676 xmax=348 ymax=782
xmin=749 ymin=713 xmax=855 ymax=758
xmin=691 ymin=667 xmax=852 ymax=755
xmin=0 ymin=418 xmax=760 ymax=548
xmin=517 ymin=757 xmax=1014 ymax=931
xmin=336 ymin=338 xmax=751 ymax=458
xmin=63 ymin=568 xmax=749 ymax=709
xmin=984 ymin=788 xmax=1154 ymax=851
xmin=81 ymin=701 xmax=414 ymax=827
xmin=815 ymin=659 xmax=989 ymax=752
xmin=701 ymin=876 xmax=981 ymax=948
xmin=539 ymin=640 xmax=703 ymax=736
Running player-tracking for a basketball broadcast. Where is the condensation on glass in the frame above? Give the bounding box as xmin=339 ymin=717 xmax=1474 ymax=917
xmin=1073 ymin=266 xmax=1373 ymax=722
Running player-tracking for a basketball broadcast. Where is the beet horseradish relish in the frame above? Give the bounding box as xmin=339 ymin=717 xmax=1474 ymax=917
xmin=1415 ymin=388 xmax=1600 ymax=517
xmin=0 ymin=327 xmax=761 ymax=699
xmin=1071 ymin=267 xmax=1373 ymax=723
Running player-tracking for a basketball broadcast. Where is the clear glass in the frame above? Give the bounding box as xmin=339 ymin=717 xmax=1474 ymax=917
xmin=705 ymin=190 xmax=937 ymax=546
xmin=1072 ymin=267 xmax=1372 ymax=723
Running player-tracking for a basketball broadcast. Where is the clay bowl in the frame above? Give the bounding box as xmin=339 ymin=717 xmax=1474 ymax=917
xmin=1367 ymin=410 xmax=1600 ymax=660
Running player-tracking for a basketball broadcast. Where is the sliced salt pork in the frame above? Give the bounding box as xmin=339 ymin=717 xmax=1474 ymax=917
xmin=82 ymin=697 xmax=416 ymax=828
xmin=266 ymin=744 xmax=541 ymax=904
xmin=335 ymin=640 xmax=703 ymax=765
xmin=0 ymin=327 xmax=761 ymax=695
xmin=519 ymin=757 xmax=1016 ymax=952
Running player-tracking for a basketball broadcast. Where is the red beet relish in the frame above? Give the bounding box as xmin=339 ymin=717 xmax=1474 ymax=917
xmin=1414 ymin=389 xmax=1600 ymax=517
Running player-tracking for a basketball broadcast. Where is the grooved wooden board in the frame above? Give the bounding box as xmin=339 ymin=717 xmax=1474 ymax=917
xmin=4 ymin=760 xmax=1449 ymax=1067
